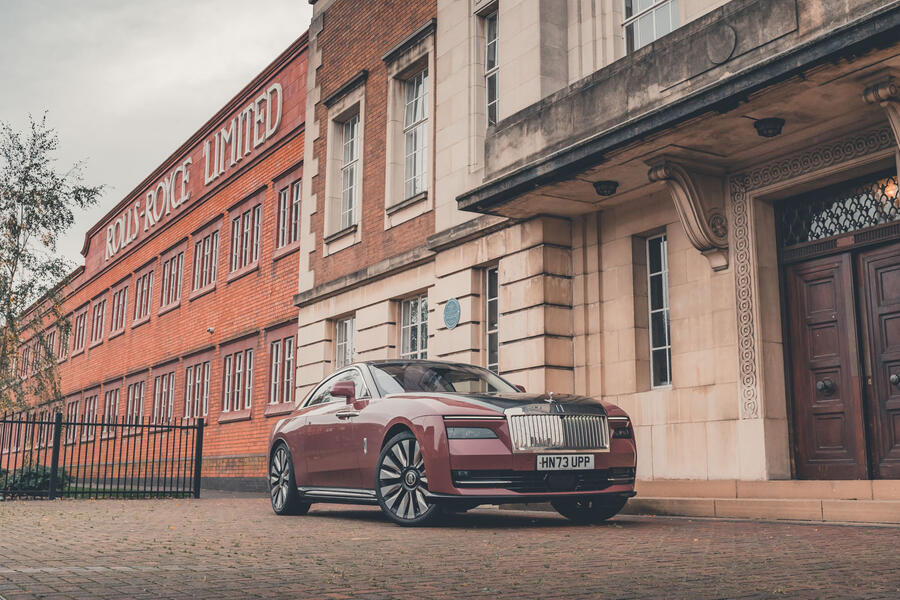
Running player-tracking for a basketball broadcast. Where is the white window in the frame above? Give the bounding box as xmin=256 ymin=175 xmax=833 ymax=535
xmin=624 ymin=0 xmax=679 ymax=53
xmin=160 ymin=251 xmax=184 ymax=308
xmin=647 ymin=233 xmax=672 ymax=387
xmin=73 ymin=311 xmax=87 ymax=352
xmin=192 ymin=231 xmax=219 ymax=291
xmin=278 ymin=181 xmax=301 ymax=248
xmin=81 ymin=394 xmax=98 ymax=440
xmin=484 ymin=11 xmax=499 ymax=126
xmin=134 ymin=270 xmax=154 ymax=321
xmin=65 ymin=401 xmax=79 ymax=443
xmin=110 ymin=286 xmax=128 ymax=333
xmin=152 ymin=372 xmax=175 ymax=423
xmin=90 ymin=300 xmax=106 ymax=344
xmin=270 ymin=340 xmax=281 ymax=404
xmin=335 ymin=317 xmax=355 ymax=369
xmin=403 ymin=70 xmax=428 ymax=199
xmin=283 ymin=336 xmax=294 ymax=404
xmin=485 ymin=267 xmax=499 ymax=373
xmin=102 ymin=388 xmax=119 ymax=437
xmin=400 ymin=295 xmax=428 ymax=359
xmin=340 ymin=115 xmax=360 ymax=230
xmin=223 ymin=349 xmax=253 ymax=412
xmin=185 ymin=361 xmax=210 ymax=419
xmin=230 ymin=205 xmax=261 ymax=271
xmin=126 ymin=381 xmax=144 ymax=425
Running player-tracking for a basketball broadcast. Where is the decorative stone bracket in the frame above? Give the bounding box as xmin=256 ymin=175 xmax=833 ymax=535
xmin=864 ymin=78 xmax=900 ymax=152
xmin=647 ymin=157 xmax=729 ymax=271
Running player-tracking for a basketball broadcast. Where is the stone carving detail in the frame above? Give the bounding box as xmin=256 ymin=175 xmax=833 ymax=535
xmin=863 ymin=79 xmax=900 ymax=152
xmin=729 ymin=126 xmax=895 ymax=420
xmin=647 ymin=157 xmax=729 ymax=271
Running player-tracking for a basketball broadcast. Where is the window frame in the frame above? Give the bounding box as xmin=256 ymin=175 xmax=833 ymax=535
xmin=483 ymin=10 xmax=499 ymax=127
xmin=402 ymin=68 xmax=429 ymax=201
xmin=647 ymin=233 xmax=672 ymax=388
xmin=265 ymin=326 xmax=297 ymax=415
xmin=334 ymin=316 xmax=356 ymax=370
xmin=400 ymin=294 xmax=428 ymax=360
xmin=101 ymin=385 xmax=120 ymax=439
xmin=89 ymin=296 xmax=107 ymax=347
xmin=108 ymin=279 xmax=130 ymax=338
xmin=302 ymin=366 xmax=372 ymax=408
xmin=219 ymin=337 xmax=257 ymax=423
xmin=81 ymin=391 xmax=99 ymax=441
xmin=324 ymin=80 xmax=365 ymax=253
xmin=227 ymin=193 xmax=264 ymax=280
xmin=132 ymin=263 xmax=155 ymax=327
xmin=159 ymin=243 xmax=186 ymax=314
xmin=623 ymin=0 xmax=680 ymax=54
xmin=485 ymin=266 xmax=500 ymax=373
xmin=190 ymin=219 xmax=221 ymax=299
xmin=71 ymin=304 xmax=89 ymax=356
xmin=275 ymin=174 xmax=302 ymax=253
xmin=151 ymin=368 xmax=176 ymax=424
xmin=184 ymin=355 xmax=211 ymax=421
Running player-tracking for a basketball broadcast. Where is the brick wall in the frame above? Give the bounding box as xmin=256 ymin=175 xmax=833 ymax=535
xmin=16 ymin=36 xmax=309 ymax=488
xmin=308 ymin=0 xmax=437 ymax=285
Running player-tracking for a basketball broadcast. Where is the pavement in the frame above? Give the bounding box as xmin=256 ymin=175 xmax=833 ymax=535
xmin=1 ymin=496 xmax=898 ymax=599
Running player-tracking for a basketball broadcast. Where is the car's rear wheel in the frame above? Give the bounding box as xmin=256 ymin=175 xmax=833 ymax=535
xmin=551 ymin=496 xmax=627 ymax=523
xmin=375 ymin=431 xmax=440 ymax=526
xmin=269 ymin=443 xmax=311 ymax=516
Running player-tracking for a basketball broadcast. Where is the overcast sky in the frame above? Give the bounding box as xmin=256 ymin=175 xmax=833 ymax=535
xmin=0 ymin=0 xmax=313 ymax=261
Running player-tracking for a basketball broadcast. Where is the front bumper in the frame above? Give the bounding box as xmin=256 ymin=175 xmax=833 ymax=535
xmin=425 ymin=489 xmax=637 ymax=505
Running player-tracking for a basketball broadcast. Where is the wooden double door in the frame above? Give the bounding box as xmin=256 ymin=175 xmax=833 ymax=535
xmin=786 ymin=241 xmax=900 ymax=479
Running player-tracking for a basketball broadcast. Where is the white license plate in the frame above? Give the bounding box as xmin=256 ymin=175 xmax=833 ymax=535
xmin=536 ymin=454 xmax=594 ymax=471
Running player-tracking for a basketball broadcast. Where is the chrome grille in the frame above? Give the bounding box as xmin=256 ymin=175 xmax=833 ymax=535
xmin=507 ymin=414 xmax=609 ymax=452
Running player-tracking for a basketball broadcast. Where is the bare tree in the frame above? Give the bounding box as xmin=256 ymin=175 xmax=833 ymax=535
xmin=0 ymin=114 xmax=102 ymax=412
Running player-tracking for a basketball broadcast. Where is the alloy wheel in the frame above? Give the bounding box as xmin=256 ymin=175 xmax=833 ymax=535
xmin=270 ymin=445 xmax=292 ymax=512
xmin=378 ymin=436 xmax=431 ymax=520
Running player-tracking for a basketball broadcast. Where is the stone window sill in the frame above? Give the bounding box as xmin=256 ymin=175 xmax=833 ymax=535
xmin=108 ymin=329 xmax=125 ymax=342
xmin=226 ymin=263 xmax=259 ymax=285
xmin=264 ymin=402 xmax=295 ymax=418
xmin=158 ymin=301 xmax=181 ymax=317
xmin=132 ymin=315 xmax=150 ymax=330
xmin=218 ymin=409 xmax=251 ymax=424
xmin=273 ymin=241 xmax=301 ymax=262
xmin=189 ymin=283 xmax=217 ymax=302
xmin=386 ymin=191 xmax=427 ymax=215
xmin=323 ymin=224 xmax=357 ymax=245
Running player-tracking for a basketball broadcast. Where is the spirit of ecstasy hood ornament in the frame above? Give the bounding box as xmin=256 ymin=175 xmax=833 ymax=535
xmin=546 ymin=392 xmax=554 ymax=402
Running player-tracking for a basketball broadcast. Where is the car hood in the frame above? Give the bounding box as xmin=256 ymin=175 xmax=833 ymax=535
xmin=388 ymin=392 xmax=616 ymax=416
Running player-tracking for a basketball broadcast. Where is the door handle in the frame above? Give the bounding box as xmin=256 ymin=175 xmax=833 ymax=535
xmin=336 ymin=410 xmax=359 ymax=419
xmin=890 ymin=374 xmax=900 ymax=387
xmin=816 ymin=378 xmax=835 ymax=396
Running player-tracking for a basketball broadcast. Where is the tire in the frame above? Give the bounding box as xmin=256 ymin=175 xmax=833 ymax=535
xmin=375 ymin=431 xmax=441 ymax=526
xmin=551 ymin=496 xmax=627 ymax=523
xmin=269 ymin=442 xmax=311 ymax=516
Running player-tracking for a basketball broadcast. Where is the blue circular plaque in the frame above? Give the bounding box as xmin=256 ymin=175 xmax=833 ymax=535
xmin=443 ymin=298 xmax=461 ymax=330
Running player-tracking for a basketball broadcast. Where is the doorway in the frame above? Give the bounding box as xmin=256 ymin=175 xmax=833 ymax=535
xmin=781 ymin=169 xmax=900 ymax=479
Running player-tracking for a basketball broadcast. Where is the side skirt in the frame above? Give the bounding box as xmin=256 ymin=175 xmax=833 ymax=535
xmin=297 ymin=487 xmax=379 ymax=505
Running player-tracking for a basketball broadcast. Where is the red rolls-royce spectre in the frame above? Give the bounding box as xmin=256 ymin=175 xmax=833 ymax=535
xmin=268 ymin=360 xmax=636 ymax=526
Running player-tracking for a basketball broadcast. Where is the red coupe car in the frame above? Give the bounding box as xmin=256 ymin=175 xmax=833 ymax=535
xmin=268 ymin=360 xmax=636 ymax=525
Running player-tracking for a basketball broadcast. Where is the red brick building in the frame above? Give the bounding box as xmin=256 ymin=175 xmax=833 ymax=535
xmin=16 ymin=34 xmax=308 ymax=491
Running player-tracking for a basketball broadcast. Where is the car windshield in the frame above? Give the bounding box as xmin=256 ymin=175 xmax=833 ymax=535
xmin=370 ymin=362 xmax=519 ymax=395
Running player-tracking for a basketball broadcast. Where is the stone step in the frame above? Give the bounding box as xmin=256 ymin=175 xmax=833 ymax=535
xmin=621 ymin=496 xmax=900 ymax=524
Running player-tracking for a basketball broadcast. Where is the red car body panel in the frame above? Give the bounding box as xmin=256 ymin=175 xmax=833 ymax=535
xmin=268 ymin=362 xmax=637 ymax=505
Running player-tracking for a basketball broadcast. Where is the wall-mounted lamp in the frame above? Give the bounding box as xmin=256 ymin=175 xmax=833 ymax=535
xmin=593 ymin=180 xmax=619 ymax=196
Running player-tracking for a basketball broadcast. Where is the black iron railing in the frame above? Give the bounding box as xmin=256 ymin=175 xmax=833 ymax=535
xmin=0 ymin=413 xmax=203 ymax=500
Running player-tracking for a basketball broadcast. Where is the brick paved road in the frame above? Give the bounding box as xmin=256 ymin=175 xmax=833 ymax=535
xmin=1 ymin=496 xmax=898 ymax=600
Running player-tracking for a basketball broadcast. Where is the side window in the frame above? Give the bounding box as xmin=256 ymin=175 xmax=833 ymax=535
xmin=306 ymin=369 xmax=370 ymax=406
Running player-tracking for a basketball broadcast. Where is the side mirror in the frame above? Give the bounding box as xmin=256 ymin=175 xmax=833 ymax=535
xmin=330 ymin=380 xmax=356 ymax=404
xmin=515 ymin=384 xmax=527 ymax=393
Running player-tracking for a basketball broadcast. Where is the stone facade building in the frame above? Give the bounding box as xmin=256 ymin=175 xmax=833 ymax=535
xmin=299 ymin=0 xmax=900 ymax=517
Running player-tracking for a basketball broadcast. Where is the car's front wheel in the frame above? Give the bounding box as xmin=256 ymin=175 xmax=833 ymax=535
xmin=269 ymin=442 xmax=311 ymax=516
xmin=375 ymin=431 xmax=441 ymax=526
xmin=551 ymin=496 xmax=627 ymax=523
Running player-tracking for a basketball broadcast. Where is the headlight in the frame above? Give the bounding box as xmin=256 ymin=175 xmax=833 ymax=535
xmin=446 ymin=426 xmax=498 ymax=439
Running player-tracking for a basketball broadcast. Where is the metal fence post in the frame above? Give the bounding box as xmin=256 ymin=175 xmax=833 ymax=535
xmin=193 ymin=418 xmax=204 ymax=499
xmin=48 ymin=412 xmax=63 ymax=500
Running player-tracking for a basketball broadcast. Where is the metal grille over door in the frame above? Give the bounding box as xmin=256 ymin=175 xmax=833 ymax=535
xmin=778 ymin=170 xmax=899 ymax=247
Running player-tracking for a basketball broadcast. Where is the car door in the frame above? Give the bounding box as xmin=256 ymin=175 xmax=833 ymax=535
xmin=301 ymin=369 xmax=370 ymax=489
